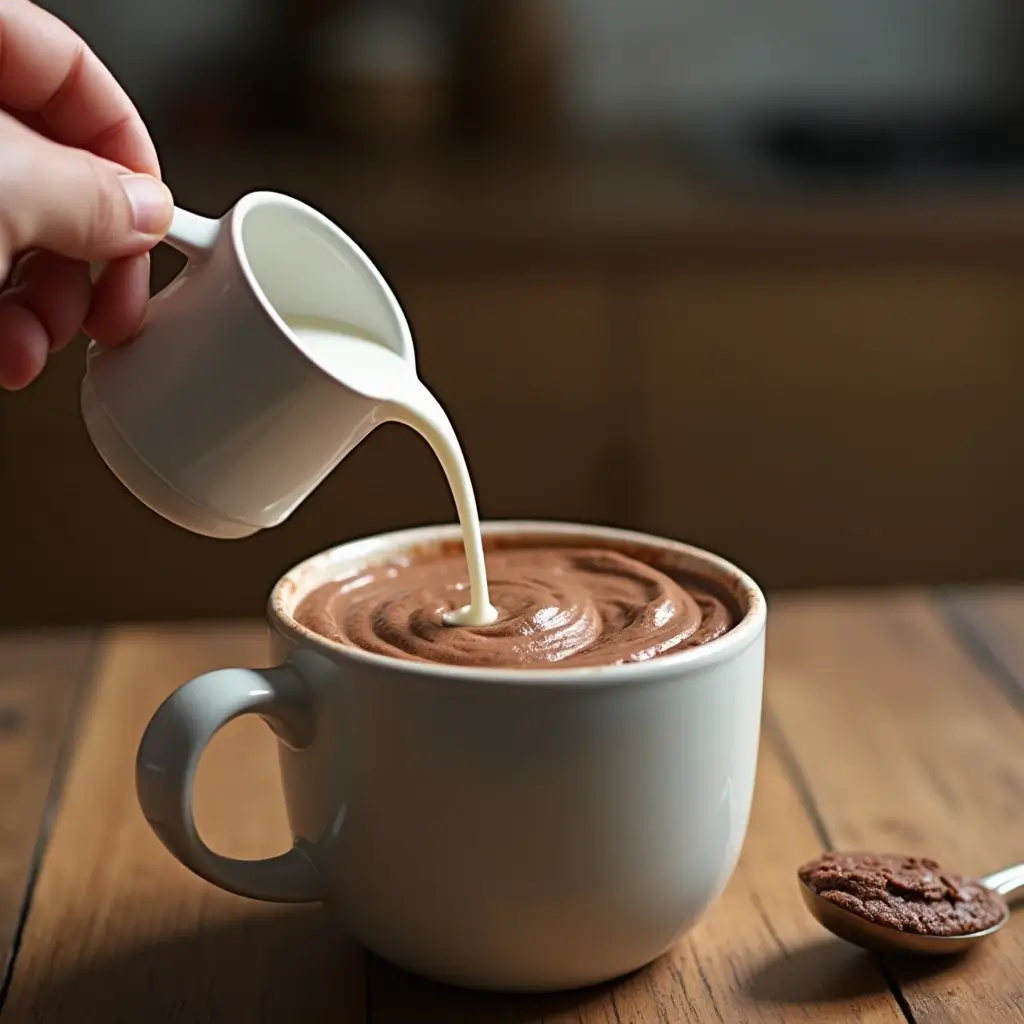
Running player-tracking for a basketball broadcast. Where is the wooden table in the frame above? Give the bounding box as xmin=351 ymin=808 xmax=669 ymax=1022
xmin=1 ymin=589 xmax=1022 ymax=1022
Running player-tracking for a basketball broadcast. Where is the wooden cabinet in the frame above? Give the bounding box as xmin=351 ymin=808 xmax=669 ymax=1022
xmin=4 ymin=216 xmax=1024 ymax=624
xmin=631 ymin=262 xmax=1024 ymax=587
xmin=0 ymin=271 xmax=616 ymax=625
xmin=398 ymin=270 xmax=614 ymax=523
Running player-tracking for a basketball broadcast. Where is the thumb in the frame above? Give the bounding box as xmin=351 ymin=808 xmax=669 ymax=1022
xmin=0 ymin=113 xmax=173 ymax=274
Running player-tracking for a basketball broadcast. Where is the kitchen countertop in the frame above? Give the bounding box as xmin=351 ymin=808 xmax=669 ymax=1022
xmin=161 ymin=144 xmax=1024 ymax=267
xmin=1 ymin=587 xmax=1021 ymax=1021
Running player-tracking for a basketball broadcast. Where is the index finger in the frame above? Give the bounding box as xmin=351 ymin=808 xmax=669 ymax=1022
xmin=0 ymin=0 xmax=159 ymax=175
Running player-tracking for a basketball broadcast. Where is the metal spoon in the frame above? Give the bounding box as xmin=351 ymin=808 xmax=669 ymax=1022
xmin=800 ymin=861 xmax=1024 ymax=955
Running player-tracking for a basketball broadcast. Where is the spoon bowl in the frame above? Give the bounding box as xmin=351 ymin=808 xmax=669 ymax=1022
xmin=799 ymin=878 xmax=1010 ymax=956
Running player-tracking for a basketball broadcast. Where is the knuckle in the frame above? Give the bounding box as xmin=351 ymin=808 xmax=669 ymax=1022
xmin=81 ymin=157 xmax=122 ymax=245
xmin=0 ymin=115 xmax=34 ymax=256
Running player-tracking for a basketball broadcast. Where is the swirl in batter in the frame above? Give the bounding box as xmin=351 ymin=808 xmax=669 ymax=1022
xmin=296 ymin=546 xmax=736 ymax=669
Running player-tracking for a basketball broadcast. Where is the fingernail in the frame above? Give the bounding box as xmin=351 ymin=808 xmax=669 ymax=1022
xmin=121 ymin=174 xmax=173 ymax=235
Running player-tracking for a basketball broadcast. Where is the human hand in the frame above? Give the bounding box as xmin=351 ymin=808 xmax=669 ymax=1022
xmin=0 ymin=0 xmax=173 ymax=391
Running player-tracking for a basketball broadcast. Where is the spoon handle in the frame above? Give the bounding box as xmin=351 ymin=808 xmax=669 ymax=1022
xmin=980 ymin=863 xmax=1024 ymax=902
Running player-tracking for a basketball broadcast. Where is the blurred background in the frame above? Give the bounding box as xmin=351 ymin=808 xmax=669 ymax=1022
xmin=3 ymin=0 xmax=1024 ymax=625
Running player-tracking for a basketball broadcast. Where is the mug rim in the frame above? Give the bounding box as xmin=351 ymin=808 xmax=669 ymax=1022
xmin=269 ymin=521 xmax=766 ymax=687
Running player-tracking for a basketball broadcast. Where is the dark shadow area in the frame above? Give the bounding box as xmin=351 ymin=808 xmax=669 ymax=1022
xmin=745 ymin=939 xmax=893 ymax=1005
xmin=7 ymin=908 xmax=628 ymax=1024
xmin=885 ymin=948 xmax=977 ymax=986
xmin=367 ymin=955 xmax=629 ymax=1024
xmin=5 ymin=908 xmax=364 ymax=1023
xmin=4 ymin=901 xmax=981 ymax=1022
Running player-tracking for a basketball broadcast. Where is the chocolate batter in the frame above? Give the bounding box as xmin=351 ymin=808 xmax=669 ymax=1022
xmin=799 ymin=852 xmax=1007 ymax=937
xmin=296 ymin=545 xmax=736 ymax=669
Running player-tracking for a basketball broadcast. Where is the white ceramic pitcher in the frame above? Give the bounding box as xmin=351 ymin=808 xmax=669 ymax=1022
xmin=81 ymin=192 xmax=415 ymax=539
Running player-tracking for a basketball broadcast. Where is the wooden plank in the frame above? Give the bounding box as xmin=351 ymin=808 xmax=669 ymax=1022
xmin=0 ymin=623 xmax=366 ymax=1024
xmin=2 ymin=621 xmax=905 ymax=1023
xmin=19 ymin=595 xmax=1024 ymax=1020
xmin=767 ymin=592 xmax=1024 ymax=1023
xmin=942 ymin=585 xmax=1024 ymax=706
xmin=0 ymin=630 xmax=96 ymax=1004
xmin=368 ymin=717 xmax=903 ymax=1022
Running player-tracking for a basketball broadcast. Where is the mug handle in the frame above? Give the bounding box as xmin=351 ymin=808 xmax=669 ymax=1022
xmin=135 ymin=664 xmax=327 ymax=903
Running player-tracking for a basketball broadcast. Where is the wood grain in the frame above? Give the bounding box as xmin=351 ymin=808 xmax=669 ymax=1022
xmin=0 ymin=624 xmax=366 ymax=1024
xmin=767 ymin=592 xmax=1024 ymax=1023
xmin=942 ymin=586 xmax=1024 ymax=707
xmin=8 ymin=592 xmax=1024 ymax=1021
xmin=0 ymin=630 xmax=96 ymax=1003
xmin=1 ymin=621 xmax=907 ymax=1024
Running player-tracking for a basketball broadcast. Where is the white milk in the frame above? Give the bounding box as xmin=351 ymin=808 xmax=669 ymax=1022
xmin=284 ymin=315 xmax=498 ymax=627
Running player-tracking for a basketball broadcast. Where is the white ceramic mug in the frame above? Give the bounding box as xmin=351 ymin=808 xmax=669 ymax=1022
xmin=135 ymin=521 xmax=766 ymax=992
xmin=81 ymin=195 xmax=414 ymax=539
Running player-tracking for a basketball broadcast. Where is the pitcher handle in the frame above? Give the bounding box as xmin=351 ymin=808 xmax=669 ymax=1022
xmin=165 ymin=207 xmax=221 ymax=262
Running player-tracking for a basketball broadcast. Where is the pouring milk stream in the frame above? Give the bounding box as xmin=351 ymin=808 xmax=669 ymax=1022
xmin=282 ymin=315 xmax=497 ymax=626
xmin=81 ymin=195 xmax=498 ymax=627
